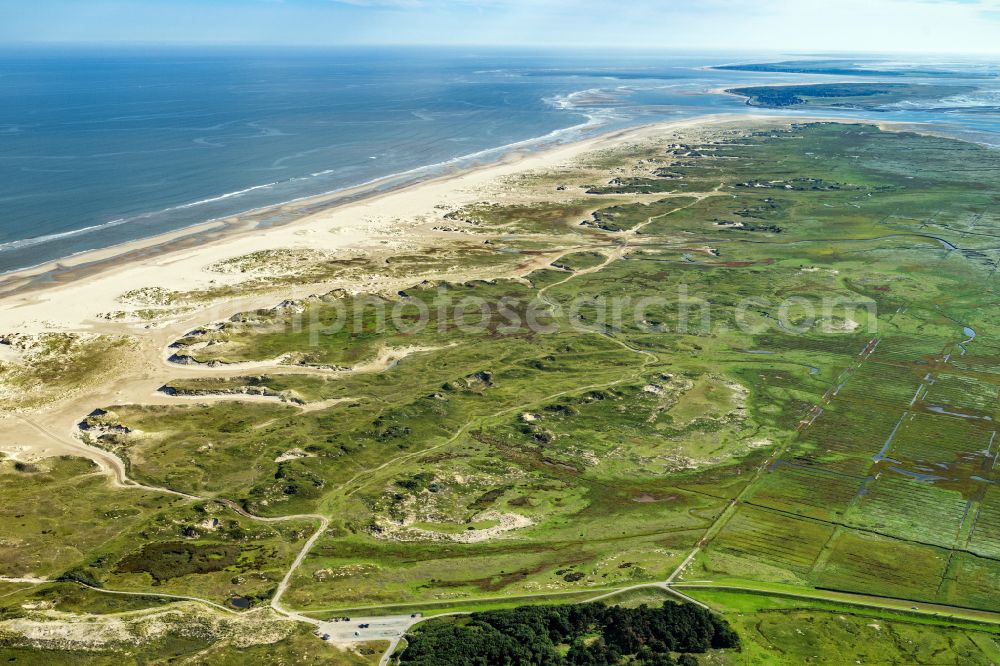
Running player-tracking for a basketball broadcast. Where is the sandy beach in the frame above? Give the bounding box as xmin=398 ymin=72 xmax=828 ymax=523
xmin=0 ymin=115 xmax=740 ymax=334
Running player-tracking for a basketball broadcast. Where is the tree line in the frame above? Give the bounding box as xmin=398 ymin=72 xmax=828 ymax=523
xmin=398 ymin=600 xmax=739 ymax=665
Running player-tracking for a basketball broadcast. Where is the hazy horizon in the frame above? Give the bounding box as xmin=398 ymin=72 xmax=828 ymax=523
xmin=2 ymin=0 xmax=1000 ymax=54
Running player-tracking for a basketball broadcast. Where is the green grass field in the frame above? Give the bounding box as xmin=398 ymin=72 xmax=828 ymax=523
xmin=95 ymin=123 xmax=1000 ymax=611
xmin=7 ymin=120 xmax=1000 ymax=662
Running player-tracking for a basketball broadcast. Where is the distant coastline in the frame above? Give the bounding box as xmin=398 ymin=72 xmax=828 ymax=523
xmin=722 ymin=82 xmax=982 ymax=111
xmin=709 ymin=58 xmax=993 ymax=79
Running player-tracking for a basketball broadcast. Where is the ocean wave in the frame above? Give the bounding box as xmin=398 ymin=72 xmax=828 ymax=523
xmin=166 ymin=182 xmax=282 ymax=210
xmin=0 ymin=181 xmax=286 ymax=253
xmin=879 ymin=89 xmax=1000 ymax=111
xmin=545 ymin=87 xmax=630 ymax=110
xmin=194 ymin=136 xmax=226 ymax=148
xmin=0 ymin=106 xmax=614 ymax=268
xmin=938 ymin=90 xmax=1000 ymax=107
xmin=0 ymin=217 xmax=133 ymax=253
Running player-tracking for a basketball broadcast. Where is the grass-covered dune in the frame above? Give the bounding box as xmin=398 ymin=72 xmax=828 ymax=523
xmin=83 ymin=123 xmax=1000 ymax=614
xmin=7 ymin=119 xmax=1000 ymax=662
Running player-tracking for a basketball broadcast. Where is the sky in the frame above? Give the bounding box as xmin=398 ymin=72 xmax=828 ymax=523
xmin=1 ymin=0 xmax=999 ymax=54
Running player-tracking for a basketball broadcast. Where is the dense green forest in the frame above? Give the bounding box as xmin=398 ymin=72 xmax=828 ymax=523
xmin=398 ymin=601 xmax=739 ymax=665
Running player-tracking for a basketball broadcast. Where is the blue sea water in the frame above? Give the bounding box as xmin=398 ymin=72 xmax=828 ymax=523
xmin=1 ymin=47 xmax=999 ymax=273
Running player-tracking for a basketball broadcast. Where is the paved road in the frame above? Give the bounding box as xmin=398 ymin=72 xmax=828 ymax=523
xmin=673 ymin=582 xmax=1000 ymax=625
